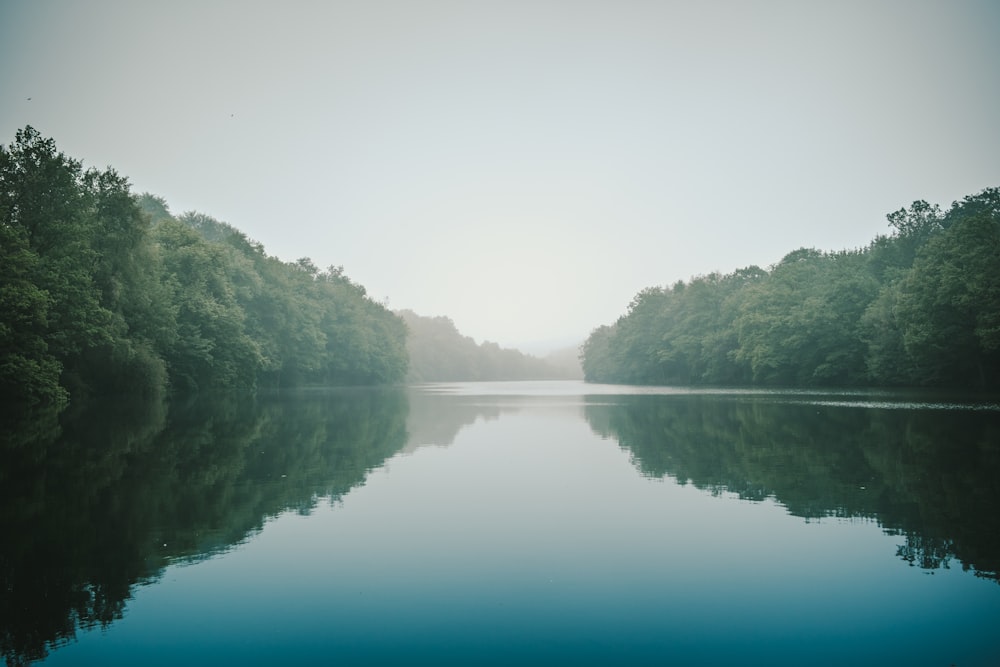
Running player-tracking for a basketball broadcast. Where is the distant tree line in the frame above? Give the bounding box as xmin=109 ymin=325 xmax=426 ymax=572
xmin=398 ymin=309 xmax=580 ymax=381
xmin=582 ymin=188 xmax=1000 ymax=388
xmin=1 ymin=126 xmax=408 ymax=407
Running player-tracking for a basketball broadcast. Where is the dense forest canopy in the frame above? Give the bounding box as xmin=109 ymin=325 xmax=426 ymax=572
xmin=4 ymin=126 xmax=997 ymax=401
xmin=1 ymin=126 xmax=408 ymax=408
xmin=582 ymin=187 xmax=1000 ymax=389
xmin=398 ymin=309 xmax=581 ymax=382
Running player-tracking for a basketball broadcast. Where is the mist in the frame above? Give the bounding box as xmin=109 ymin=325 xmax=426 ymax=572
xmin=3 ymin=1 xmax=997 ymax=350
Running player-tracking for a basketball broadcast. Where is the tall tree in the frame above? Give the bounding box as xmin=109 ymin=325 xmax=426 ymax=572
xmin=581 ymin=190 xmax=998 ymax=389
xmin=152 ymin=219 xmax=262 ymax=391
xmin=1 ymin=127 xmax=112 ymax=402
xmin=891 ymin=189 xmax=1000 ymax=387
xmin=0 ymin=220 xmax=64 ymax=405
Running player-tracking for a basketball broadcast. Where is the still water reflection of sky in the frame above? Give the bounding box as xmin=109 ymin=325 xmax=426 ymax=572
xmin=42 ymin=383 xmax=1000 ymax=667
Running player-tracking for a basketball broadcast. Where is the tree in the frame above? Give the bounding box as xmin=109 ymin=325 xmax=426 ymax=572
xmin=399 ymin=309 xmax=561 ymax=382
xmin=2 ymin=127 xmax=410 ymax=401
xmin=153 ymin=219 xmax=262 ymax=391
xmin=0 ymin=221 xmax=65 ymax=405
xmin=889 ymin=189 xmax=1000 ymax=387
xmin=0 ymin=127 xmax=114 ymax=401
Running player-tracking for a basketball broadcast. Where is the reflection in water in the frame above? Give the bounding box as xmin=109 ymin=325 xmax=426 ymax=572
xmin=583 ymin=393 xmax=1000 ymax=582
xmin=2 ymin=383 xmax=999 ymax=666
xmin=403 ymin=389 xmax=507 ymax=451
xmin=0 ymin=388 xmax=407 ymax=667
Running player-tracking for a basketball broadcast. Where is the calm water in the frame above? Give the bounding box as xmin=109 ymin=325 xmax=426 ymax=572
xmin=3 ymin=381 xmax=999 ymax=666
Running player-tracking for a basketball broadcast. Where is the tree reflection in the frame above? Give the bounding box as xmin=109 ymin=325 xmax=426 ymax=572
xmin=404 ymin=389 xmax=508 ymax=451
xmin=0 ymin=388 xmax=407 ymax=666
xmin=583 ymin=394 xmax=1000 ymax=583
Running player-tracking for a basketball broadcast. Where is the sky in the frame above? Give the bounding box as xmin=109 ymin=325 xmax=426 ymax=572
xmin=2 ymin=1 xmax=998 ymax=354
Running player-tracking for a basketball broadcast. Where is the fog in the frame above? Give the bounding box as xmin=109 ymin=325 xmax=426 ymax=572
xmin=2 ymin=0 xmax=998 ymax=352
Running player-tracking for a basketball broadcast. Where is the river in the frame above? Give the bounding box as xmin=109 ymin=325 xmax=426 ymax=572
xmin=3 ymin=381 xmax=999 ymax=666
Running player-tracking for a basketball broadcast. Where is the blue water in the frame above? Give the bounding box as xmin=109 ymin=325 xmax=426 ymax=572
xmin=24 ymin=382 xmax=1000 ymax=666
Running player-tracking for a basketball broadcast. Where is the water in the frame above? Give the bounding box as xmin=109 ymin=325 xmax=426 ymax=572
xmin=3 ymin=381 xmax=999 ymax=666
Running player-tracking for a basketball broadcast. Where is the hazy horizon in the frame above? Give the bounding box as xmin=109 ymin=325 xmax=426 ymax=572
xmin=2 ymin=1 xmax=998 ymax=352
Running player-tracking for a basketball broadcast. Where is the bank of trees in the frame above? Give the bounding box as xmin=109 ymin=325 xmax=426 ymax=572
xmin=1 ymin=127 xmax=407 ymax=407
xmin=582 ymin=188 xmax=1000 ymax=388
xmin=398 ymin=309 xmax=579 ymax=381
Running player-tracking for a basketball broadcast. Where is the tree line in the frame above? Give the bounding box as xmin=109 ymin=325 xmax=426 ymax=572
xmin=582 ymin=188 xmax=1000 ymax=388
xmin=1 ymin=127 xmax=408 ymax=408
xmin=398 ymin=309 xmax=581 ymax=382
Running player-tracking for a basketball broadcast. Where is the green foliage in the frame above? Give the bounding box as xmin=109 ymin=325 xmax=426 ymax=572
xmin=153 ymin=211 xmax=409 ymax=389
xmin=885 ymin=189 xmax=1000 ymax=387
xmin=583 ymin=268 xmax=765 ymax=385
xmin=583 ymin=188 xmax=1000 ymax=389
xmin=153 ymin=218 xmax=262 ymax=390
xmin=734 ymin=249 xmax=877 ymax=385
xmin=1 ymin=127 xmax=408 ymax=406
xmin=398 ymin=309 xmax=574 ymax=381
xmin=0 ymin=222 xmax=66 ymax=406
xmin=1 ymin=126 xmax=126 ymax=403
xmin=580 ymin=324 xmax=619 ymax=382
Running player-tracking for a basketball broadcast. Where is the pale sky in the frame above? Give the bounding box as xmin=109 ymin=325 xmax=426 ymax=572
xmin=2 ymin=1 xmax=998 ymax=353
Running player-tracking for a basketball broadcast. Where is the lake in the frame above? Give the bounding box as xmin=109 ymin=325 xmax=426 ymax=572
xmin=3 ymin=381 xmax=999 ymax=666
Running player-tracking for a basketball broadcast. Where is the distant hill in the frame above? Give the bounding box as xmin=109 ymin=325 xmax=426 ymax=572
xmin=541 ymin=345 xmax=584 ymax=379
xmin=397 ymin=310 xmax=582 ymax=382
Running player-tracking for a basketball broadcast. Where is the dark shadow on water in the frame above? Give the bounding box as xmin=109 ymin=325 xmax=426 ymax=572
xmin=0 ymin=387 xmax=408 ymax=667
xmin=4 ymin=385 xmax=999 ymax=666
xmin=583 ymin=393 xmax=1000 ymax=583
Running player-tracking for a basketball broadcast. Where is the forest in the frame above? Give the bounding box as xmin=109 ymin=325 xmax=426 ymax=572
xmin=398 ymin=309 xmax=581 ymax=382
xmin=1 ymin=127 xmax=409 ymax=408
xmin=582 ymin=188 xmax=1000 ymax=389
xmin=4 ymin=125 xmax=999 ymax=405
